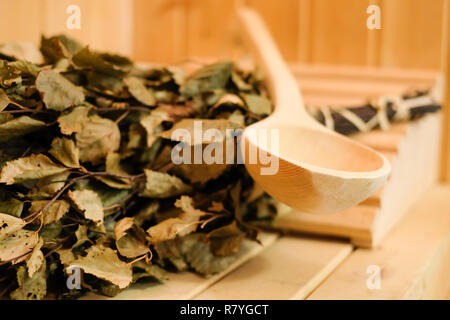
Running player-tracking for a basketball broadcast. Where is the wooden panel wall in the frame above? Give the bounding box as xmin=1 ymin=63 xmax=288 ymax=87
xmin=0 ymin=0 xmax=445 ymax=69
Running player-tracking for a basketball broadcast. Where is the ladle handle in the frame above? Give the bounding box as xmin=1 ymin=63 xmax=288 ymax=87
xmin=237 ymin=8 xmax=309 ymax=121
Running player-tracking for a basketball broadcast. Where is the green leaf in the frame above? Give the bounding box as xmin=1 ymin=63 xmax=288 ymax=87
xmin=36 ymin=69 xmax=85 ymax=111
xmin=124 ymin=76 xmax=156 ymax=106
xmin=241 ymin=94 xmax=272 ymax=115
xmin=75 ymin=115 xmax=121 ymax=165
xmin=180 ymin=61 xmax=234 ymax=97
xmin=10 ymin=265 xmax=47 ymax=300
xmin=140 ymin=169 xmax=191 ymax=198
xmin=49 ymin=137 xmax=80 ymax=168
xmin=72 ymin=47 xmax=131 ymax=77
xmin=0 ymin=154 xmax=67 ymax=185
xmin=181 ymin=234 xmax=239 ymax=275
xmin=0 ymin=192 xmax=24 ymax=217
xmin=0 ymin=116 xmax=46 ymax=143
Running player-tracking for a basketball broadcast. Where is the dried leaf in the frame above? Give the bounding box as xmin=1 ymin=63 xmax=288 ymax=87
xmin=72 ymin=47 xmax=131 ymax=77
xmin=146 ymin=196 xmax=205 ymax=243
xmin=140 ymin=110 xmax=168 ymax=147
xmin=0 ymin=116 xmax=46 ymax=143
xmin=181 ymin=234 xmax=239 ymax=275
xmin=132 ymin=261 xmax=168 ymax=282
xmin=124 ymin=76 xmax=155 ymax=106
xmin=0 ymin=154 xmax=67 ymax=185
xmin=28 ymin=171 xmax=71 ymax=198
xmin=114 ymin=217 xmax=134 ymax=240
xmin=57 ymin=106 xmax=89 ymax=135
xmin=69 ymin=245 xmax=132 ymax=289
xmin=29 ymin=200 xmax=70 ymax=225
xmin=49 ymin=137 xmax=80 ymax=168
xmin=68 ymin=190 xmax=104 ymax=225
xmin=26 ymin=238 xmax=44 ymax=277
xmin=0 ymin=229 xmax=39 ymax=262
xmin=0 ymin=213 xmax=25 ymax=242
xmin=180 ymin=61 xmax=234 ymax=97
xmin=140 ymin=169 xmax=191 ymax=198
xmin=0 ymin=88 xmax=10 ymax=112
xmin=208 ymin=221 xmax=244 ymax=256
xmin=36 ymin=69 xmax=85 ymax=111
xmin=241 ymin=93 xmax=272 ymax=115
xmin=75 ymin=115 xmax=120 ymax=165
xmin=10 ymin=265 xmax=46 ymax=300
xmin=0 ymin=41 xmax=44 ymax=64
xmin=0 ymin=193 xmax=24 ymax=217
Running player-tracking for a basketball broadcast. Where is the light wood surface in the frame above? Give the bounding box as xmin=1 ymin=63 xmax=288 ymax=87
xmin=195 ymin=237 xmax=353 ymax=300
xmin=0 ymin=0 xmax=445 ymax=69
xmin=441 ymin=0 xmax=450 ymax=182
xmin=308 ymin=185 xmax=450 ymax=299
xmin=84 ymin=233 xmax=278 ymax=300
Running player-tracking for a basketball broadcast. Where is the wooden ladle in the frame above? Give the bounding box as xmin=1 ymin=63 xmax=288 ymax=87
xmin=237 ymin=8 xmax=391 ymax=214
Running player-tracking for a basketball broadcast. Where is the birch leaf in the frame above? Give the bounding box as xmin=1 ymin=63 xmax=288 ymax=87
xmin=181 ymin=234 xmax=239 ymax=275
xmin=57 ymin=106 xmax=89 ymax=135
xmin=36 ymin=69 xmax=85 ymax=111
xmin=241 ymin=93 xmax=272 ymax=115
xmin=0 ymin=88 xmax=10 ymax=112
xmin=26 ymin=238 xmax=44 ymax=277
xmin=76 ymin=115 xmax=120 ymax=165
xmin=10 ymin=265 xmax=47 ymax=300
xmin=0 ymin=229 xmax=38 ymax=262
xmin=114 ymin=217 xmax=135 ymax=240
xmin=0 ymin=116 xmax=46 ymax=143
xmin=124 ymin=76 xmax=155 ymax=106
xmin=140 ymin=169 xmax=191 ymax=198
xmin=49 ymin=137 xmax=80 ymax=168
xmin=0 ymin=154 xmax=67 ymax=185
xmin=69 ymin=245 xmax=132 ymax=289
xmin=28 ymin=171 xmax=71 ymax=198
xmin=0 ymin=213 xmax=25 ymax=242
xmin=29 ymin=200 xmax=70 ymax=225
xmin=68 ymin=190 xmax=104 ymax=225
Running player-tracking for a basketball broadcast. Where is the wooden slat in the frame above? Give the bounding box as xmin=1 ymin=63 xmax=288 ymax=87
xmin=441 ymin=0 xmax=450 ymax=182
xmin=308 ymin=185 xmax=450 ymax=299
xmin=309 ymin=0 xmax=371 ymax=65
xmin=379 ymin=0 xmax=444 ymax=69
xmin=0 ymin=0 xmax=42 ymax=44
xmin=133 ymin=0 xmax=187 ymax=63
xmin=246 ymin=0 xmax=300 ymax=61
xmin=195 ymin=237 xmax=353 ymax=300
xmin=84 ymin=233 xmax=278 ymax=300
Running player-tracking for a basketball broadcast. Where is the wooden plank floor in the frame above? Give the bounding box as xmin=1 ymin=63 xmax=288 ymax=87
xmin=308 ymin=185 xmax=450 ymax=300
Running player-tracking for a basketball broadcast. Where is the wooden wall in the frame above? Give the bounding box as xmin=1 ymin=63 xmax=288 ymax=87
xmin=0 ymin=0 xmax=445 ymax=69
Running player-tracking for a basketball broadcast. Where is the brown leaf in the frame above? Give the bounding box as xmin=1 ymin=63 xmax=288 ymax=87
xmin=0 ymin=229 xmax=39 ymax=262
xmin=57 ymin=106 xmax=89 ymax=135
xmin=69 ymin=244 xmax=132 ymax=289
xmin=0 ymin=213 xmax=25 ymax=242
xmin=0 ymin=154 xmax=67 ymax=185
xmin=68 ymin=190 xmax=104 ymax=225
xmin=29 ymin=200 xmax=70 ymax=225
xmin=49 ymin=137 xmax=80 ymax=168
